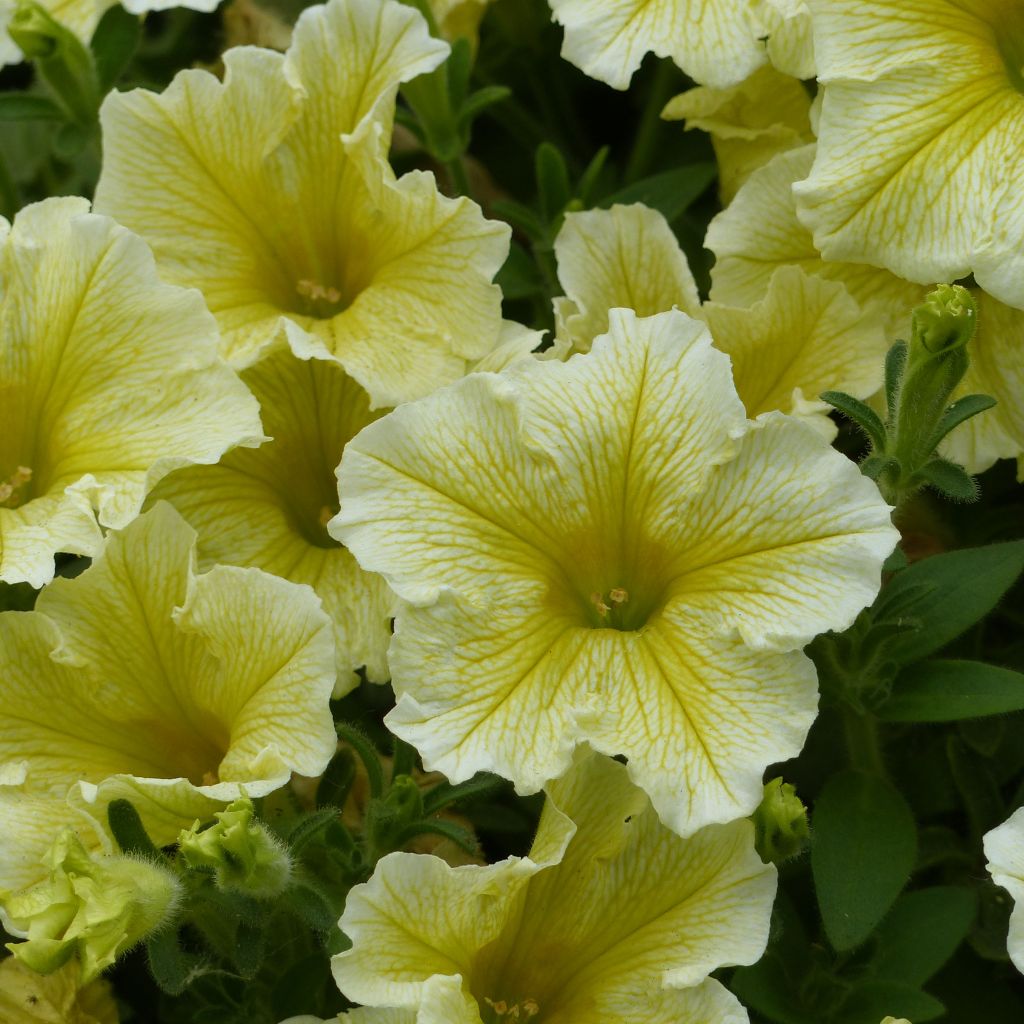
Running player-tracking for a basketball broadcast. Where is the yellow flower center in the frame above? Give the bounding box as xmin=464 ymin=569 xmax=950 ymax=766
xmin=0 ymin=465 xmax=33 ymax=509
xmin=481 ymin=996 xmax=541 ymax=1023
xmin=294 ymin=278 xmax=351 ymax=319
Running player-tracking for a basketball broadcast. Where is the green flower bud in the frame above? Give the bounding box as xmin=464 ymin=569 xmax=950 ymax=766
xmin=6 ymin=2 xmax=62 ymax=58
xmin=910 ymin=284 xmax=977 ymax=357
xmin=2 ymin=830 xmax=180 ymax=983
xmin=752 ymin=777 xmax=809 ymax=864
xmin=178 ymin=799 xmax=291 ymax=898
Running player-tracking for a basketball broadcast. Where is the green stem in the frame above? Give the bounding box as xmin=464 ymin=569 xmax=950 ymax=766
xmin=445 ymin=154 xmax=472 ymax=197
xmin=0 ymin=151 xmax=18 ymax=220
xmin=842 ymin=706 xmax=886 ymax=778
xmin=624 ymin=58 xmax=677 ymax=183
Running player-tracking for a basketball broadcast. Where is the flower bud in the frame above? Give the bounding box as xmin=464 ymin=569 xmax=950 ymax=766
xmin=6 ymin=2 xmax=61 ymax=58
xmin=178 ymin=798 xmax=292 ymax=898
xmin=2 ymin=830 xmax=180 ymax=982
xmin=751 ymin=777 xmax=809 ymax=864
xmin=910 ymin=284 xmax=977 ymax=357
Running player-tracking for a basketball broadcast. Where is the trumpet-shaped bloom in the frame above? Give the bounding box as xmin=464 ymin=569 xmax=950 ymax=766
xmin=758 ymin=0 xmax=813 ymax=78
xmin=0 ymin=957 xmax=117 ymax=1024
xmin=95 ymin=0 xmax=509 ymax=408
xmin=3 ymin=829 xmax=180 ymax=982
xmin=662 ymin=65 xmax=813 ymax=203
xmin=552 ymin=204 xmax=700 ymax=355
xmin=702 ymin=266 xmax=887 ymax=438
xmin=334 ymin=753 xmax=775 ymax=1023
xmin=553 ymin=206 xmax=883 ymax=436
xmin=707 ymin=146 xmax=1024 ymax=473
xmin=428 ymin=0 xmax=490 ymax=40
xmin=0 ymin=503 xmax=337 ymax=891
xmin=150 ymin=338 xmax=391 ymax=695
xmin=332 ymin=307 xmax=897 ymax=836
xmin=793 ymin=0 xmax=1024 ymax=310
xmin=985 ymin=807 xmax=1024 ymax=974
xmin=0 ymin=197 xmax=261 ymax=588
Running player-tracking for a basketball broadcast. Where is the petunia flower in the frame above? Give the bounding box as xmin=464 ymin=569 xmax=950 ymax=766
xmin=333 ymin=752 xmax=776 ymax=1023
xmin=702 ymin=265 xmax=887 ymax=438
xmin=985 ymin=806 xmax=1024 ymax=974
xmin=793 ymin=0 xmax=1024 ymax=310
xmin=332 ymin=307 xmax=897 ymax=836
xmin=2 ymin=829 xmax=180 ymax=982
xmin=547 ymin=0 xmax=807 ymax=90
xmin=0 ymin=197 xmax=262 ymax=588
xmin=0 ymin=503 xmax=337 ymax=892
xmin=149 ymin=338 xmax=391 ymax=696
xmin=552 ymin=203 xmax=700 ymax=355
xmin=428 ymin=0 xmax=490 ymax=41
xmin=552 ymin=206 xmax=885 ymax=438
xmin=95 ymin=0 xmax=510 ymax=409
xmin=0 ymin=956 xmax=118 ymax=1024
xmin=662 ymin=64 xmax=813 ymax=203
xmin=706 ymin=146 xmax=1024 ymax=474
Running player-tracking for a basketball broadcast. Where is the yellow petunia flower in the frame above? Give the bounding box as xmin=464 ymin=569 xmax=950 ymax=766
xmin=149 ymin=338 xmax=391 ymax=696
xmin=333 ymin=753 xmax=776 ymax=1023
xmin=702 ymin=265 xmax=887 ymax=438
xmin=985 ymin=807 xmax=1024 ymax=975
xmin=552 ymin=203 xmax=700 ymax=355
xmin=793 ymin=0 xmax=1024 ymax=310
xmin=0 ymin=956 xmax=118 ymax=1024
xmin=758 ymin=0 xmax=813 ymax=79
xmin=547 ymin=0 xmax=807 ymax=89
xmin=707 ymin=145 xmax=1024 ymax=474
xmin=331 ymin=307 xmax=897 ymax=836
xmin=552 ymin=205 xmax=885 ymax=438
xmin=0 ymin=503 xmax=337 ymax=892
xmin=662 ymin=64 xmax=813 ymax=204
xmin=428 ymin=0 xmax=490 ymax=41
xmin=95 ymin=0 xmax=510 ymax=409
xmin=0 ymin=197 xmax=262 ymax=588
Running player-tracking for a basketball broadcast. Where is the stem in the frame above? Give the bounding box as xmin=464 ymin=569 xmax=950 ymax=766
xmin=624 ymin=58 xmax=677 ymax=183
xmin=446 ymin=154 xmax=472 ymax=197
xmin=0 ymin=151 xmax=19 ymax=220
xmin=842 ymin=706 xmax=886 ymax=778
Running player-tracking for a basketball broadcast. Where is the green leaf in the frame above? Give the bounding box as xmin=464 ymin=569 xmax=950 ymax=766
xmin=146 ymin=927 xmax=211 ymax=996
xmin=392 ymin=818 xmax=480 ymax=857
xmin=834 ymin=981 xmax=944 ymax=1024
xmin=878 ymin=660 xmax=1024 ymax=722
xmin=820 ymin=390 xmax=887 ymax=450
xmin=812 ymin=771 xmax=917 ymax=951
xmin=422 ymin=772 xmax=505 ymax=814
xmin=859 ymin=452 xmax=899 ymax=482
xmin=730 ymin=954 xmax=817 ymax=1024
xmin=577 ymin=145 xmax=610 ymax=206
xmin=913 ymin=457 xmax=979 ymax=502
xmin=316 ymin=747 xmax=357 ymax=810
xmin=90 ymin=5 xmax=140 ymax=92
xmin=495 ymin=240 xmax=544 ymax=299
xmin=535 ymin=142 xmax=571 ymax=223
xmin=0 ymin=92 xmax=64 ymax=122
xmin=926 ymin=393 xmax=997 ymax=450
xmin=872 ymin=540 xmax=1024 ymax=663
xmin=334 ymin=723 xmax=384 ymax=798
xmin=457 ymin=85 xmax=510 ymax=130
xmin=884 ymin=341 xmax=908 ymax=422
xmin=870 ymin=887 xmax=977 ymax=986
xmin=600 ymin=163 xmax=715 ymax=224
xmin=107 ymin=798 xmax=162 ymax=859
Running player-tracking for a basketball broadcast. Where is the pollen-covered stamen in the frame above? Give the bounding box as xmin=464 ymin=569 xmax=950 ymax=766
xmin=295 ymin=279 xmax=349 ymax=319
xmin=588 ymin=586 xmax=634 ymax=629
xmin=0 ymin=465 xmax=33 ymax=509
xmin=482 ymin=996 xmax=540 ymax=1022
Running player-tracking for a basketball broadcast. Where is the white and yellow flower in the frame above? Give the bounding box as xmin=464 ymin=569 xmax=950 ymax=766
xmin=552 ymin=203 xmax=700 ymax=354
xmin=95 ymin=0 xmax=510 ymax=409
xmin=0 ymin=503 xmax=337 ymax=892
xmin=150 ymin=338 xmax=391 ymax=695
xmin=794 ymin=0 xmax=1024 ymax=310
xmin=985 ymin=806 xmax=1024 ymax=974
xmin=0 ymin=197 xmax=261 ymax=588
xmin=0 ymin=956 xmax=118 ymax=1024
xmin=334 ymin=752 xmax=775 ymax=1023
xmin=662 ymin=64 xmax=813 ymax=203
xmin=702 ymin=265 xmax=887 ymax=438
xmin=553 ymin=205 xmax=885 ymax=437
xmin=332 ymin=307 xmax=897 ymax=837
xmin=707 ymin=145 xmax=1024 ymax=474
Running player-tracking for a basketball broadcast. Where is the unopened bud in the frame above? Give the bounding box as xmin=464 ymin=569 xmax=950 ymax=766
xmin=911 ymin=284 xmax=977 ymax=357
xmin=2 ymin=830 xmax=180 ymax=982
xmin=178 ymin=798 xmax=291 ymax=898
xmin=752 ymin=777 xmax=809 ymax=864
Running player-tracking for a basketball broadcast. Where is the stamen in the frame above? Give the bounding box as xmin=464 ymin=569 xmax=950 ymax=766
xmin=296 ymin=279 xmax=343 ymax=305
xmin=608 ymin=587 xmax=629 ymax=604
xmin=0 ymin=466 xmax=32 ymax=508
xmin=589 ymin=592 xmax=610 ymax=617
xmin=483 ymin=997 xmax=540 ymax=1021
